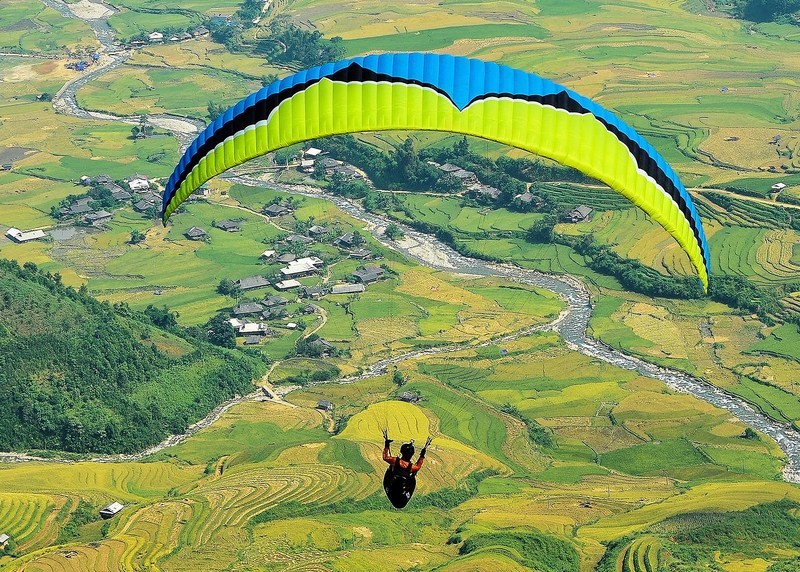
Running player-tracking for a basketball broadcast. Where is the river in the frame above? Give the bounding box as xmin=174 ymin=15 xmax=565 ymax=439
xmin=9 ymin=0 xmax=798 ymax=483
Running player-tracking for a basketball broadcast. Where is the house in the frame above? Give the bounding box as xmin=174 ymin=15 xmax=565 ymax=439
xmin=99 ymin=502 xmax=124 ymax=519
xmin=280 ymin=264 xmax=315 ymax=279
xmin=331 ymin=283 xmax=365 ymax=295
xmin=316 ymin=400 xmax=334 ymax=411
xmin=348 ymin=248 xmax=372 ymax=260
xmin=227 ymin=317 xmax=244 ymax=330
xmin=275 ymin=279 xmax=302 ymax=290
xmin=61 ymin=196 xmax=93 ymax=216
xmin=470 ymin=184 xmax=501 ymax=200
xmin=262 ymin=307 xmax=286 ymax=319
xmin=235 ymin=275 xmax=271 ymax=291
xmin=127 ymin=175 xmax=150 ymax=192
xmin=263 ymin=204 xmax=291 ymax=217
xmin=275 ymin=252 xmax=296 ymax=264
xmin=5 ymin=228 xmax=46 ymax=243
xmin=194 ymin=186 xmax=210 ymax=197
xmin=285 ymin=322 xmax=298 ymax=329
xmin=179 ymin=32 xmax=192 ymax=41
xmin=244 ymin=335 xmax=263 ymax=345
xmin=1 ymin=163 xmax=12 ymax=171
xmin=133 ymin=199 xmax=154 ymax=212
xmin=515 ymin=191 xmax=543 ymax=207
xmin=284 ymin=233 xmax=314 ymax=245
xmin=353 ymin=265 xmax=385 ymax=284
xmin=303 ymin=305 xmax=316 ymax=314
xmin=263 ymin=295 xmax=289 ymax=308
xmin=309 ymin=338 xmax=335 ymax=356
xmin=300 ymin=285 xmax=325 ymax=299
xmin=192 ymin=27 xmax=210 ymax=37
xmin=239 ymin=322 xmax=269 ymax=335
xmin=0 ymin=533 xmax=9 ymax=546
xmin=83 ymin=210 xmax=113 ymax=226
xmin=332 ymin=164 xmax=361 ymax=179
xmin=308 ymin=225 xmax=328 ymax=237
xmin=564 ymin=205 xmax=593 ymax=223
xmin=232 ymin=301 xmax=264 ymax=316
xmin=94 ymin=174 xmax=114 ymax=185
xmin=398 ymin=391 xmax=422 ymax=403
xmin=438 ymin=163 xmax=461 ymax=174
xmin=304 ymin=147 xmax=323 ymax=158
xmin=451 ymin=169 xmax=478 ymax=186
xmin=148 ymin=32 xmax=164 ymax=43
xmin=772 ymin=183 xmax=787 ymax=192
xmin=335 ymin=232 xmax=356 ymax=248
xmin=260 ymin=249 xmax=276 ymax=260
xmin=215 ymin=219 xmax=242 ymax=232
xmin=300 ymin=159 xmax=315 ymax=172
xmin=79 ymin=175 xmax=92 ymax=185
xmin=110 ymin=187 xmax=132 ymax=202
xmin=280 ymin=257 xmax=324 ymax=279
xmin=184 ymin=226 xmax=208 ymax=240
xmin=132 ymin=192 xmax=160 ymax=212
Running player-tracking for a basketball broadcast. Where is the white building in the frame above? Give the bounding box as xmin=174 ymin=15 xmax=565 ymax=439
xmin=304 ymin=147 xmax=322 ymax=157
xmin=280 ymin=257 xmax=324 ymax=279
xmin=100 ymin=502 xmax=124 ymax=519
xmin=0 ymin=533 xmax=9 ymax=545
xmin=239 ymin=322 xmax=268 ymax=335
xmin=772 ymin=183 xmax=787 ymax=192
xmin=275 ymin=279 xmax=302 ymax=290
xmin=127 ymin=176 xmax=150 ymax=192
xmin=148 ymin=32 xmax=164 ymax=42
xmin=5 ymin=228 xmax=46 ymax=243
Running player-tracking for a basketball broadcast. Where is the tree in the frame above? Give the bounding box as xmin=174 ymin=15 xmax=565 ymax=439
xmin=383 ymin=223 xmax=404 ymax=240
xmin=742 ymin=427 xmax=760 ymax=440
xmin=352 ymin=230 xmax=365 ymax=246
xmin=129 ymin=230 xmax=146 ymax=244
xmin=207 ymin=101 xmax=226 ymax=121
xmin=525 ymin=213 xmax=558 ymax=244
xmin=392 ymin=369 xmax=405 ymax=386
xmin=206 ymin=314 xmax=237 ymax=348
xmin=217 ymin=278 xmax=241 ymax=298
xmin=261 ymin=73 xmax=279 ymax=87
xmin=144 ymin=304 xmax=178 ymax=330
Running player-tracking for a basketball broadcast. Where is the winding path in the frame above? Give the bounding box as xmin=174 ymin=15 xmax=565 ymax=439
xmin=6 ymin=0 xmax=798 ymax=484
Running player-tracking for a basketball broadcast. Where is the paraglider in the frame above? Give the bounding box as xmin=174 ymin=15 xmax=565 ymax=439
xmin=161 ymin=53 xmax=710 ymax=290
xmin=382 ymin=429 xmax=432 ymax=508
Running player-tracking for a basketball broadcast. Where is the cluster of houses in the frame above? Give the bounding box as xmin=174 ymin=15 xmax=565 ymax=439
xmin=4 ymin=173 xmax=159 ymax=243
xmin=227 ymin=294 xmax=317 ymax=345
xmin=130 ymin=27 xmax=210 ymax=47
xmin=59 ymin=174 xmax=157 ymax=227
xmin=426 ymin=160 xmax=506 ymax=201
xmin=299 ymin=148 xmax=363 ymax=180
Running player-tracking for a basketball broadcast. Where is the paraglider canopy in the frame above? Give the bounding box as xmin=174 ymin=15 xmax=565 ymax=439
xmin=161 ymin=53 xmax=710 ymax=290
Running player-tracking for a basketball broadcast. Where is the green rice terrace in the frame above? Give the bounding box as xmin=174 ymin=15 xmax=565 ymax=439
xmin=0 ymin=0 xmax=799 ymax=570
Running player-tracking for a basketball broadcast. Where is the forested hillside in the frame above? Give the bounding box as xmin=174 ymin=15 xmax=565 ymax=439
xmin=733 ymin=0 xmax=800 ymax=22
xmin=0 ymin=259 xmax=265 ymax=454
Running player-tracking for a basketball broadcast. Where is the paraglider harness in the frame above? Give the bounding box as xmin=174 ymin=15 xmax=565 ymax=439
xmin=382 ymin=430 xmax=431 ymax=508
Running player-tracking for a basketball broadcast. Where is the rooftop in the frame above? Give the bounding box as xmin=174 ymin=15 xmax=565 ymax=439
xmin=330 ymin=283 xmax=365 ymax=294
